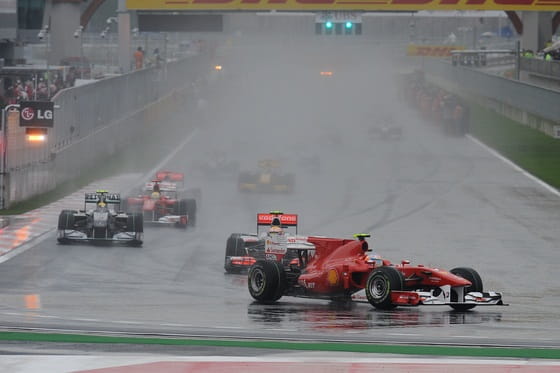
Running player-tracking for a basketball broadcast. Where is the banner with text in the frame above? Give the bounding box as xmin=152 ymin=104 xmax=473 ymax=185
xmin=128 ymin=0 xmax=560 ymax=11
xmin=407 ymin=45 xmax=464 ymax=57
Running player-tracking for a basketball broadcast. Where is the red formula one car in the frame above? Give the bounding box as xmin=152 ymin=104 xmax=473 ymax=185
xmin=124 ymin=171 xmax=197 ymax=228
xmin=224 ymin=211 xmax=310 ymax=273
xmin=248 ymin=234 xmax=506 ymax=310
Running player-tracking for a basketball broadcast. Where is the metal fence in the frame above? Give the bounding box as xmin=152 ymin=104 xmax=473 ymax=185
xmin=423 ymin=59 xmax=560 ymax=124
xmin=3 ymin=53 xmax=210 ymax=206
xmin=520 ymin=58 xmax=560 ymax=80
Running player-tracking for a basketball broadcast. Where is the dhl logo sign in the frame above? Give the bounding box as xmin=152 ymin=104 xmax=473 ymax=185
xmin=407 ymin=45 xmax=464 ymax=57
xmin=127 ymin=0 xmax=560 ymax=11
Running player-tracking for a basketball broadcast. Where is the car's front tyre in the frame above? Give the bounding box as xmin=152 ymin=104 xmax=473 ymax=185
xmin=248 ymin=260 xmax=285 ymax=304
xmin=449 ymin=267 xmax=483 ymax=311
xmin=365 ymin=266 xmax=404 ymax=310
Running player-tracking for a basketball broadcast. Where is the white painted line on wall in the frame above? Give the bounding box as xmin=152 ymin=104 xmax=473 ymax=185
xmin=467 ymin=134 xmax=560 ymax=198
xmin=124 ymin=128 xmax=199 ymax=195
xmin=144 ymin=128 xmax=199 ymax=180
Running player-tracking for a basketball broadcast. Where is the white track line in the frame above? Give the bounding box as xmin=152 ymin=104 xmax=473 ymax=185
xmin=0 ymin=129 xmax=200 ymax=264
xmin=467 ymin=134 xmax=560 ymax=197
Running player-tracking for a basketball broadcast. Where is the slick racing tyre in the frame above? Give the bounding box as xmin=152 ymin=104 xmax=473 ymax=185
xmin=365 ymin=266 xmax=404 ymax=310
xmin=248 ymin=260 xmax=285 ymax=304
xmin=449 ymin=267 xmax=483 ymax=311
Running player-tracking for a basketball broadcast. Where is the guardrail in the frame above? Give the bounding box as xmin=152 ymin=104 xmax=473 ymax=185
xmin=3 ymin=54 xmax=210 ymax=206
xmin=520 ymin=57 xmax=560 ymax=79
xmin=423 ymin=59 xmax=560 ymax=124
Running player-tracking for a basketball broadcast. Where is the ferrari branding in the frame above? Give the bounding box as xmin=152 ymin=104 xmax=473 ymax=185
xmin=407 ymin=45 xmax=464 ymax=57
xmin=327 ymin=269 xmax=339 ymax=286
xmin=127 ymin=0 xmax=558 ymax=11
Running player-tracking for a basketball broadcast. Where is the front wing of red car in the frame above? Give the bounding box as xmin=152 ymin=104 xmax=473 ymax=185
xmin=352 ymin=289 xmax=507 ymax=307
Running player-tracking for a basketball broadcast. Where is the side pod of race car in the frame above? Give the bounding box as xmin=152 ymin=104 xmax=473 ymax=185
xmin=247 ymin=234 xmax=507 ymax=311
xmin=123 ymin=171 xmax=197 ymax=228
xmin=57 ymin=190 xmax=143 ymax=246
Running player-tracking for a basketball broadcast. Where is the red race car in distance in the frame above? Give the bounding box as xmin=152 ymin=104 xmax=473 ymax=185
xmin=248 ymin=234 xmax=506 ymax=311
xmin=124 ymin=171 xmax=197 ymax=228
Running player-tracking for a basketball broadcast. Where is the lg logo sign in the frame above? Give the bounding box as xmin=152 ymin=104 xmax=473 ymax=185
xmin=21 ymin=107 xmax=53 ymax=121
xmin=19 ymin=101 xmax=54 ymax=128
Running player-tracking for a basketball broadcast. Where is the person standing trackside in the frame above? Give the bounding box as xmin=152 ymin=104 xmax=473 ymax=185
xmin=134 ymin=46 xmax=144 ymax=70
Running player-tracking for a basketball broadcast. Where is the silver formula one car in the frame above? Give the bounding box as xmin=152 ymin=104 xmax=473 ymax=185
xmin=57 ymin=190 xmax=143 ymax=246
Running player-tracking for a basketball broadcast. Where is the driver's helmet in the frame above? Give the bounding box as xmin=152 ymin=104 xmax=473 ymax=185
xmin=151 ymin=191 xmax=161 ymax=200
xmin=97 ymin=195 xmax=107 ymax=208
xmin=268 ymin=225 xmax=283 ymax=236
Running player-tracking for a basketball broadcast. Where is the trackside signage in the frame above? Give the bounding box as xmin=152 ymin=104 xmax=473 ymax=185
xmin=127 ymin=0 xmax=560 ymax=11
xmin=407 ymin=45 xmax=464 ymax=57
xmin=19 ymin=101 xmax=54 ymax=128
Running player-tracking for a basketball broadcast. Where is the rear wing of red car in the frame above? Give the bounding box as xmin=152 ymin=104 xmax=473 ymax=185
xmin=155 ymin=171 xmax=184 ymax=182
xmin=257 ymin=213 xmax=298 ymax=234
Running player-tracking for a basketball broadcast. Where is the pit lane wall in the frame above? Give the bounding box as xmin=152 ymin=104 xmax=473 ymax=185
xmin=4 ymin=55 xmax=208 ymax=207
xmin=422 ymin=59 xmax=560 ymax=139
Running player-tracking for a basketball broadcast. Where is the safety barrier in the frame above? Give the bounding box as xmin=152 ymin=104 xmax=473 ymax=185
xmin=4 ymin=54 xmax=210 ymax=206
xmin=423 ymin=59 xmax=560 ymax=128
xmin=520 ymin=58 xmax=560 ymax=80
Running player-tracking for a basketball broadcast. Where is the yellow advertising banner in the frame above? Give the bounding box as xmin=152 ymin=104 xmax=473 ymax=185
xmin=407 ymin=44 xmax=464 ymax=57
xmin=127 ymin=0 xmax=560 ymax=11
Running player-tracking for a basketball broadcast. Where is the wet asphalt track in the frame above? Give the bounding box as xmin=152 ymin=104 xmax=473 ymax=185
xmin=0 ymin=40 xmax=559 ymax=348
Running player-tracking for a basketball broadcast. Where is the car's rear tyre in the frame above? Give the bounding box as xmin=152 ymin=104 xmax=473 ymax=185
xmin=238 ymin=172 xmax=254 ymax=192
xmin=120 ymin=198 xmax=128 ymax=213
xmin=185 ymin=199 xmax=197 ymax=227
xmin=248 ymin=260 xmax=285 ymax=304
xmin=127 ymin=213 xmax=144 ymax=233
xmin=225 ymin=234 xmax=244 ymax=273
xmin=285 ymin=174 xmax=295 ymax=193
xmin=365 ymin=266 xmax=404 ymax=310
xmin=450 ymin=267 xmax=483 ymax=311
xmin=58 ymin=210 xmax=76 ymax=230
xmin=225 ymin=234 xmax=246 ymax=257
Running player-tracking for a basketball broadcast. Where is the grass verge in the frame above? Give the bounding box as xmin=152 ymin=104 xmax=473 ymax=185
xmin=0 ymin=331 xmax=559 ymax=359
xmin=469 ymin=103 xmax=560 ymax=190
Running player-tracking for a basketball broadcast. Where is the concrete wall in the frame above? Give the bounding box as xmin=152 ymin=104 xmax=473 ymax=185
xmin=422 ymin=59 xmax=560 ymax=139
xmin=4 ymin=54 xmax=209 ymax=206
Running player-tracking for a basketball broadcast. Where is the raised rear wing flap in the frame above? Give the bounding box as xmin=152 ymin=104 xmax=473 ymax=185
xmin=105 ymin=193 xmax=121 ymax=203
xmin=257 ymin=213 xmax=298 ymax=226
xmin=146 ymin=181 xmax=177 ymax=192
xmin=85 ymin=193 xmax=99 ymax=203
xmin=156 ymin=171 xmax=184 ymax=182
